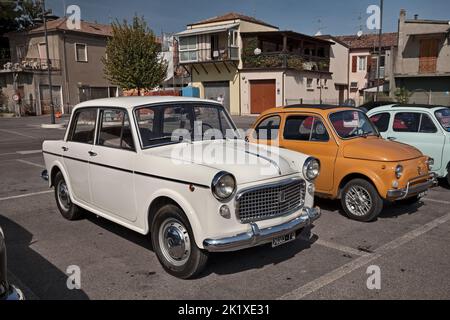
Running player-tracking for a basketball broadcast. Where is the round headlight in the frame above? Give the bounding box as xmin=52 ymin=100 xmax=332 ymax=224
xmin=211 ymin=172 xmax=236 ymax=202
xmin=427 ymin=158 xmax=435 ymax=170
xmin=303 ymin=158 xmax=321 ymax=182
xmin=395 ymin=165 xmax=404 ymax=179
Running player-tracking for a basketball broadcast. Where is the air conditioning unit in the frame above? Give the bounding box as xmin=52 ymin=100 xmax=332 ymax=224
xmin=213 ymin=51 xmax=219 ymax=58
xmin=350 ymin=82 xmax=359 ymax=89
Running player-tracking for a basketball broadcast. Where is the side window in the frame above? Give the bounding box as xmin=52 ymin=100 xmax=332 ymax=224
xmin=370 ymin=113 xmax=391 ymax=133
xmin=69 ymin=109 xmax=97 ymax=144
xmin=163 ymin=106 xmax=191 ymax=136
xmin=394 ymin=113 xmax=421 ymax=132
xmin=98 ymin=109 xmax=135 ymax=151
xmin=419 ymin=114 xmax=437 ymax=133
xmin=284 ymin=116 xmax=329 ymax=142
xmin=254 ymin=116 xmax=280 ymax=140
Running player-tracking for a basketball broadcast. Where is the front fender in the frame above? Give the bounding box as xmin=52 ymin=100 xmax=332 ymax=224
xmin=144 ymin=188 xmax=204 ymax=248
xmin=335 ymin=168 xmax=387 ymax=199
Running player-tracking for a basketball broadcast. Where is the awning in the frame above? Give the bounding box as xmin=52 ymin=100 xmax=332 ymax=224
xmin=363 ymin=84 xmax=389 ymax=93
xmin=175 ymin=23 xmax=239 ymax=37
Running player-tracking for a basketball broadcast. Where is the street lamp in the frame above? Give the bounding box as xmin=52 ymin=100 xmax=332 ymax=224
xmin=38 ymin=0 xmax=56 ymax=124
xmin=376 ymin=0 xmax=384 ymax=101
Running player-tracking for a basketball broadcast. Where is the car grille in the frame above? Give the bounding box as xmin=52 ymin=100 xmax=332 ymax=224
xmin=236 ymin=179 xmax=306 ymax=223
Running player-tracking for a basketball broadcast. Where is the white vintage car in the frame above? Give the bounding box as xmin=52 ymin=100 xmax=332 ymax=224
xmin=41 ymin=97 xmax=321 ymax=279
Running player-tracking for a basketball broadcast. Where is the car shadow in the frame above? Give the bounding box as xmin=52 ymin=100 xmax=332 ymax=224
xmin=314 ymin=197 xmax=424 ymax=221
xmin=199 ymin=227 xmax=316 ymax=278
xmin=438 ymin=178 xmax=450 ymax=190
xmin=84 ymin=212 xmax=318 ymax=279
xmin=0 ymin=215 xmax=90 ymax=300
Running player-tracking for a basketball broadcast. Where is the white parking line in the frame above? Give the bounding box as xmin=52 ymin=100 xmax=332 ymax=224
xmin=16 ymin=150 xmax=42 ymax=155
xmin=279 ymin=212 xmax=450 ymax=300
xmin=0 ymin=190 xmax=53 ymax=202
xmin=16 ymin=159 xmax=45 ymax=169
xmin=0 ymin=129 xmax=37 ymax=139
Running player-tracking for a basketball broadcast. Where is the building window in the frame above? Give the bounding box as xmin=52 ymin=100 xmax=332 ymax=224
xmin=358 ymin=56 xmax=367 ymax=71
xmin=75 ymin=43 xmax=88 ymax=62
xmin=307 ymin=78 xmax=314 ymax=90
xmin=179 ymin=36 xmax=198 ymax=62
xmin=16 ymin=45 xmax=26 ymax=59
xmin=230 ymin=30 xmax=239 ymax=47
xmin=38 ymin=43 xmax=47 ymax=60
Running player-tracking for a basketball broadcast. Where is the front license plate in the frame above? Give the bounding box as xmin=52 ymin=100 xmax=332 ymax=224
xmin=272 ymin=232 xmax=296 ymax=248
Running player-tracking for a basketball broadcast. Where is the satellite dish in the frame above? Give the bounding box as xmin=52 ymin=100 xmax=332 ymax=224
xmin=357 ymin=30 xmax=363 ymax=38
xmin=254 ymin=48 xmax=262 ymax=56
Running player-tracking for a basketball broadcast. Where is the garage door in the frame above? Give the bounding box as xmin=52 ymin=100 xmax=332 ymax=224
xmin=250 ymin=80 xmax=276 ymax=114
xmin=204 ymin=81 xmax=230 ymax=111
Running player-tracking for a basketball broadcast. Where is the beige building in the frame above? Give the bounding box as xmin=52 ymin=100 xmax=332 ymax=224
xmin=394 ymin=10 xmax=450 ymax=105
xmin=334 ymin=32 xmax=398 ymax=106
xmin=176 ymin=13 xmax=341 ymax=115
xmin=1 ymin=18 xmax=118 ymax=115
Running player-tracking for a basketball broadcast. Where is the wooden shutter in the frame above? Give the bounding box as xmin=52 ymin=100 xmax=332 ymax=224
xmin=352 ymin=56 xmax=358 ymax=73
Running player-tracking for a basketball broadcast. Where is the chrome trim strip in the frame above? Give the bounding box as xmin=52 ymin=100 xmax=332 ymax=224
xmin=203 ymin=207 xmax=321 ymax=252
xmin=387 ymin=173 xmax=437 ymax=200
xmin=244 ymin=150 xmax=282 ymax=176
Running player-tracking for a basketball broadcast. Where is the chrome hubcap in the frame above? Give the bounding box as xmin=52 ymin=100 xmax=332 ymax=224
xmin=345 ymin=186 xmax=372 ymax=217
xmin=159 ymin=219 xmax=191 ymax=266
xmin=57 ymin=180 xmax=71 ymax=211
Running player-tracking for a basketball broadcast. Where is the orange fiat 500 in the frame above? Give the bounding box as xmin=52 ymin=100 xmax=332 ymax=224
xmin=248 ymin=105 xmax=436 ymax=222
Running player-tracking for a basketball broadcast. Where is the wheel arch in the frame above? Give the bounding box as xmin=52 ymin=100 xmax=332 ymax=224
xmin=145 ymin=191 xmax=203 ymax=248
xmin=337 ymin=172 xmax=384 ymax=199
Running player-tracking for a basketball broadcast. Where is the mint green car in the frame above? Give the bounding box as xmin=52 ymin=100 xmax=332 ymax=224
xmin=367 ymin=105 xmax=450 ymax=185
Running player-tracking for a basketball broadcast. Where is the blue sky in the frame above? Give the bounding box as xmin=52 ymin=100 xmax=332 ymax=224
xmin=47 ymin=0 xmax=450 ymax=36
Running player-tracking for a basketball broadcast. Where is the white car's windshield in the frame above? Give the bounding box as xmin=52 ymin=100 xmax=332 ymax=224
xmin=135 ymin=104 xmax=239 ymax=148
xmin=435 ymin=108 xmax=450 ymax=132
xmin=330 ymin=110 xmax=378 ymax=139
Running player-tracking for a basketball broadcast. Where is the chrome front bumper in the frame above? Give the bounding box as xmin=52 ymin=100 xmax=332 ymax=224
xmin=203 ymin=207 xmax=321 ymax=253
xmin=387 ymin=174 xmax=437 ymax=200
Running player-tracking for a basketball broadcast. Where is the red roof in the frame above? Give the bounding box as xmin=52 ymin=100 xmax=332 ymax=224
xmin=25 ymin=18 xmax=112 ymax=37
xmin=188 ymin=12 xmax=278 ymax=29
xmin=335 ymin=32 xmax=398 ymax=49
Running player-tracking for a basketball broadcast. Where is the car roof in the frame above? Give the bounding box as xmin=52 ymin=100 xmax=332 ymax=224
xmin=368 ymin=104 xmax=449 ymax=113
xmin=283 ymin=104 xmax=356 ymax=111
xmin=74 ymin=96 xmax=222 ymax=111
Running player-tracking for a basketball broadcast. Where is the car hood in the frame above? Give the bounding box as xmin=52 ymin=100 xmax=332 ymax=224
xmin=145 ymin=140 xmax=304 ymax=184
xmin=343 ymin=137 xmax=423 ymax=162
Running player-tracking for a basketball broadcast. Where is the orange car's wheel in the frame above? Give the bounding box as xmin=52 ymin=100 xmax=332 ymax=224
xmin=341 ymin=179 xmax=383 ymax=222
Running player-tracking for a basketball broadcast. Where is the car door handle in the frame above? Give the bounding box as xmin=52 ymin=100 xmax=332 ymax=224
xmin=387 ymin=137 xmax=397 ymax=141
xmin=88 ymin=151 xmax=98 ymax=157
xmin=62 ymin=147 xmax=69 ymax=152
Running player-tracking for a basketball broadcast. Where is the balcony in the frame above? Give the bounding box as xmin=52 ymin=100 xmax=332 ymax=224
xmin=179 ymin=47 xmax=239 ymax=64
xmin=241 ymin=31 xmax=332 ymax=73
xmin=1 ymin=58 xmax=61 ymax=73
xmin=242 ymin=52 xmax=330 ymax=72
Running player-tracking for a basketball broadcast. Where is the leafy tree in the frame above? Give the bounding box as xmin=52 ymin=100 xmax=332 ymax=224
xmin=395 ymin=87 xmax=410 ymax=104
xmin=102 ymin=16 xmax=167 ymax=95
xmin=0 ymin=0 xmax=41 ymax=35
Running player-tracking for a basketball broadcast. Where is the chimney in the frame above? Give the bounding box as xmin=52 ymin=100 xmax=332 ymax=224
xmin=400 ymin=9 xmax=406 ymax=23
xmin=414 ymin=14 xmax=419 ymax=20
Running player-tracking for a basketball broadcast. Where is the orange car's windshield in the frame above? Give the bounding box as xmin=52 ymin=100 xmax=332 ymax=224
xmin=330 ymin=110 xmax=378 ymax=139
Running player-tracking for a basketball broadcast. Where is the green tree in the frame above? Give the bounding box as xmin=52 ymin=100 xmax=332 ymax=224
xmin=0 ymin=0 xmax=41 ymax=35
xmin=102 ymin=16 xmax=167 ymax=95
xmin=394 ymin=87 xmax=410 ymax=104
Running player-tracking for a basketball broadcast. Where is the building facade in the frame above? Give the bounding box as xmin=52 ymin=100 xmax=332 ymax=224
xmin=394 ymin=10 xmax=450 ymax=106
xmin=1 ymin=18 xmax=118 ymax=115
xmin=176 ymin=13 xmax=341 ymax=115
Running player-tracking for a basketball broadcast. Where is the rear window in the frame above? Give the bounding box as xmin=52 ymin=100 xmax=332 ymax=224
xmin=435 ymin=109 xmax=450 ymax=132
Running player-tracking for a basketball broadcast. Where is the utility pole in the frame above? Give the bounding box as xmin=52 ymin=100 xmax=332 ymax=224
xmin=41 ymin=0 xmax=55 ymax=124
xmin=376 ymin=0 xmax=384 ymax=101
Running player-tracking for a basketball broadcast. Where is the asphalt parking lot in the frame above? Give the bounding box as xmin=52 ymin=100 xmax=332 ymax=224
xmin=0 ymin=115 xmax=449 ymax=300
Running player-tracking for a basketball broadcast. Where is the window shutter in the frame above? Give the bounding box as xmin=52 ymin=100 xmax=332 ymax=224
xmin=352 ymin=56 xmax=357 ymax=73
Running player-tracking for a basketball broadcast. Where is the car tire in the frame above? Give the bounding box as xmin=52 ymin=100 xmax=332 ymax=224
xmin=447 ymin=172 xmax=450 ymax=187
xmin=151 ymin=204 xmax=208 ymax=279
xmin=341 ymin=179 xmax=383 ymax=222
xmin=54 ymin=172 xmax=83 ymax=221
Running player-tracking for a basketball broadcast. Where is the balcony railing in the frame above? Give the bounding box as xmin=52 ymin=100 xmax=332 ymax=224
xmin=179 ymin=47 xmax=239 ymax=64
xmin=369 ymin=66 xmax=386 ymax=81
xmin=1 ymin=58 xmax=61 ymax=72
xmin=242 ymin=52 xmax=330 ymax=72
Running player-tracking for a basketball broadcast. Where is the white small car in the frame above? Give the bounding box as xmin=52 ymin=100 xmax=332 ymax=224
xmin=42 ymin=97 xmax=321 ymax=279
